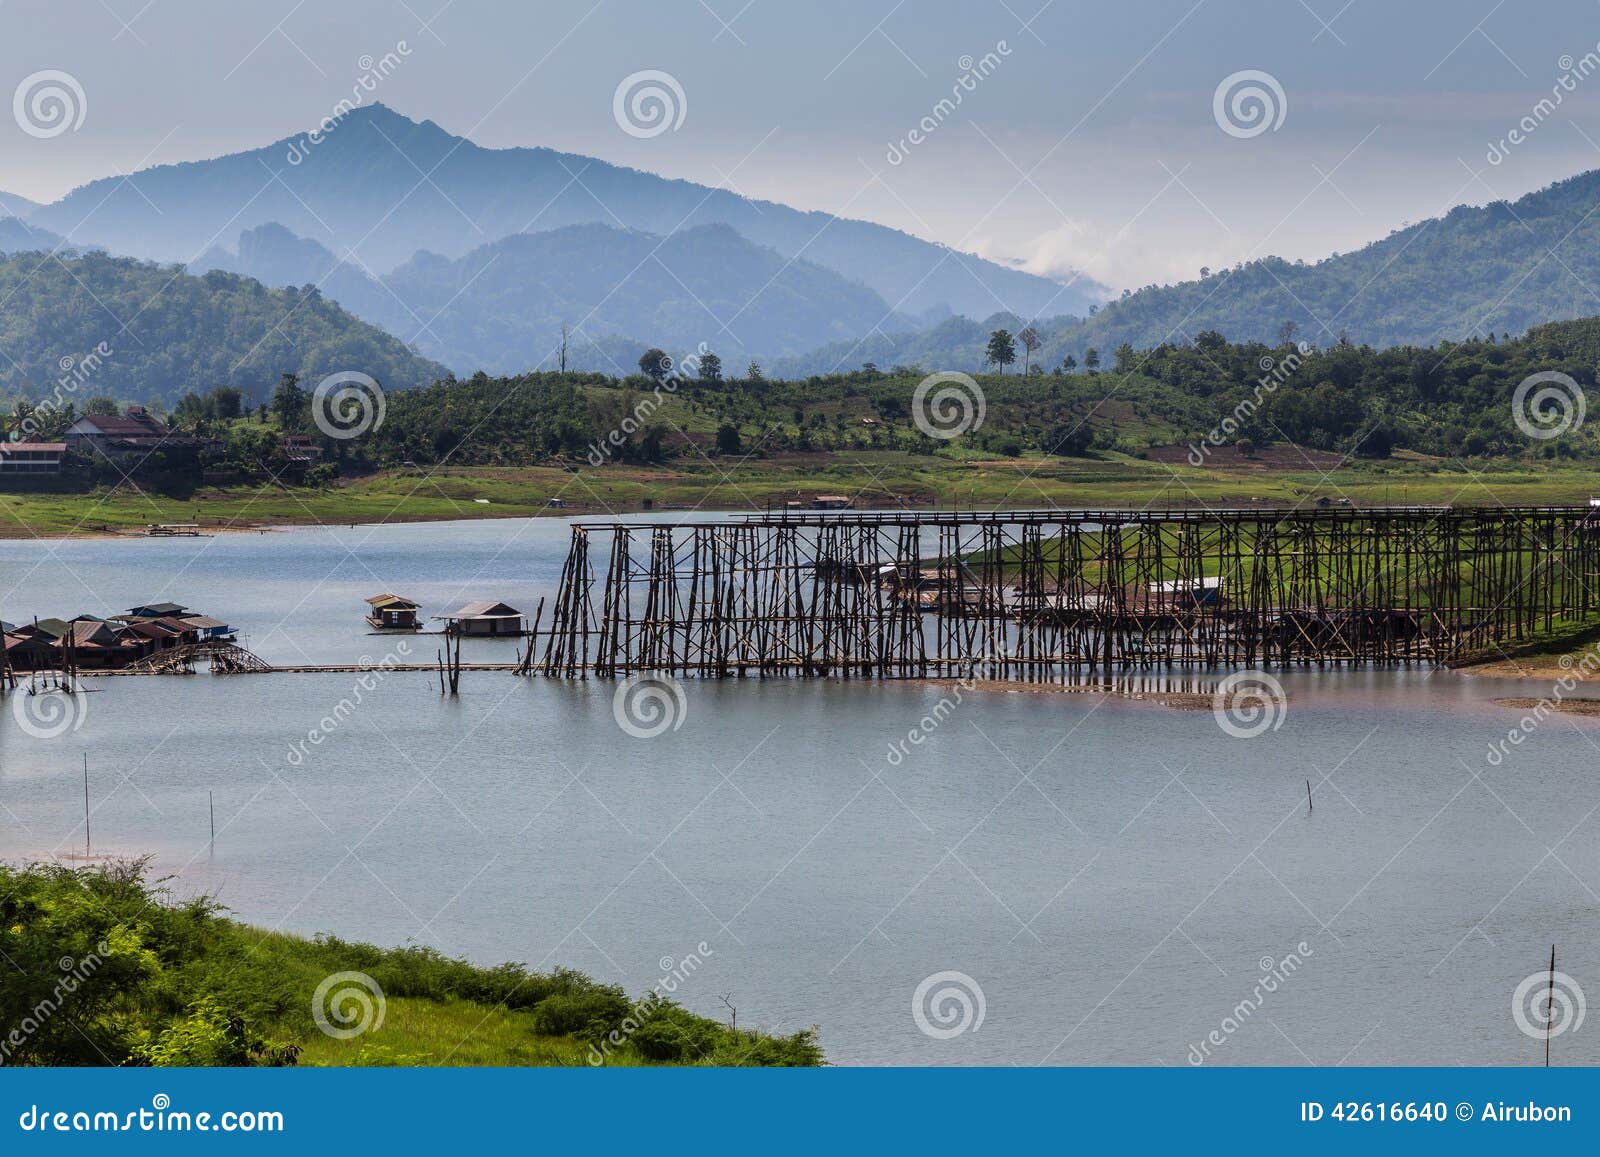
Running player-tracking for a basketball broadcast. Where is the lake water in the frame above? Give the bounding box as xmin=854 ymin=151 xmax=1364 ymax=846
xmin=2 ymin=518 xmax=1597 ymax=1066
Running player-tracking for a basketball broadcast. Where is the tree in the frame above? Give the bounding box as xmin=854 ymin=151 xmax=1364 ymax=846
xmin=84 ymin=396 xmax=120 ymax=416
xmin=698 ymin=352 xmax=723 ymax=382
xmin=1061 ymin=354 xmax=1077 ymax=373
xmin=558 ymin=324 xmax=569 ymax=373
xmin=715 ymin=422 xmax=742 ymax=455
xmin=271 ymin=373 xmax=307 ymax=429
xmin=1045 ymin=420 xmax=1093 ymax=456
xmin=1083 ymin=348 xmax=1100 ymax=372
xmin=211 ymin=386 xmax=243 ymax=421
xmin=986 ymin=329 xmax=1017 ymax=375
xmin=638 ymin=348 xmax=672 ymax=381
xmin=1277 ymin=320 xmax=1299 ymax=347
xmin=746 ymin=361 xmax=764 ymax=381
xmin=1018 ymin=327 xmax=1041 ymax=375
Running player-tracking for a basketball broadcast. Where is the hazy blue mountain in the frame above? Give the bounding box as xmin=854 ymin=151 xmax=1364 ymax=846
xmin=0 ymin=191 xmax=40 ymax=219
xmin=197 ymin=220 xmax=906 ymax=374
xmin=28 ymin=103 xmax=1097 ymax=321
xmin=0 ymin=249 xmax=447 ymax=405
xmin=773 ymin=168 xmax=1600 ymax=374
xmin=0 ymin=217 xmax=68 ymax=255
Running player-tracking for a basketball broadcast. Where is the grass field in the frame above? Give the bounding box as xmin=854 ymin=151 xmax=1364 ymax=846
xmin=3 ymin=451 xmax=1599 ymax=538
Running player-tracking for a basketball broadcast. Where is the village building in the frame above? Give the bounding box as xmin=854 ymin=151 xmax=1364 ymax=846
xmin=120 ymin=602 xmax=190 ymax=620
xmin=437 ymin=600 xmax=525 ymax=637
xmin=283 ymin=435 xmax=324 ymax=465
xmin=63 ymin=407 xmax=179 ymax=460
xmin=180 ymin=615 xmax=235 ymax=640
xmin=364 ymin=594 xmax=421 ymax=631
xmin=0 ymin=442 xmax=66 ymax=474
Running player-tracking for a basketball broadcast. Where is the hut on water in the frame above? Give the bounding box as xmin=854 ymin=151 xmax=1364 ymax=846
xmin=364 ymin=593 xmax=422 ymax=631
xmin=436 ymin=600 xmax=525 ymax=637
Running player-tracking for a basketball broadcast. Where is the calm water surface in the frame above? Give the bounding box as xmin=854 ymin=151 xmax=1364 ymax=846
xmin=1 ymin=518 xmax=1596 ymax=1066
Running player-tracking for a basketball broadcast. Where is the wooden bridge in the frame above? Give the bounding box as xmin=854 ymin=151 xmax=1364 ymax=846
xmin=536 ymin=506 xmax=1600 ymax=678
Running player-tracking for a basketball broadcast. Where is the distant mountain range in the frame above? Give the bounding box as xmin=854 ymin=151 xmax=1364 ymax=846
xmin=0 ymin=191 xmax=41 ymax=219
xmin=26 ymin=103 xmax=1097 ymax=330
xmin=0 ymin=216 xmax=67 ymax=255
xmin=775 ymin=169 xmax=1600 ymax=375
xmin=193 ymin=220 xmax=911 ymax=374
xmin=13 ymin=103 xmax=1600 ymax=387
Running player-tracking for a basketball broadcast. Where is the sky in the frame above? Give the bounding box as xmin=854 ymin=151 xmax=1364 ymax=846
xmin=5 ymin=0 xmax=1600 ymax=292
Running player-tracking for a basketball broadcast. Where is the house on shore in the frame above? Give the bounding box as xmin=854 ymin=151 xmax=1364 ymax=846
xmin=365 ymin=594 xmax=421 ymax=631
xmin=63 ymin=407 xmax=189 ymax=461
xmin=436 ymin=601 xmax=525 ymax=637
xmin=0 ymin=442 xmax=66 ymax=475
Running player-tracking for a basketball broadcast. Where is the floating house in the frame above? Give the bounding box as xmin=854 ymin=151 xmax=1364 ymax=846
xmin=123 ymin=601 xmax=190 ymax=619
xmin=365 ymin=594 xmax=422 ymax=631
xmin=180 ymin=615 xmax=235 ymax=641
xmin=0 ymin=601 xmax=234 ymax=671
xmin=436 ymin=600 xmax=525 ymax=637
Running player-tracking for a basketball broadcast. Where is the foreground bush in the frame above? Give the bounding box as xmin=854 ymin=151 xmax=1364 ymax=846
xmin=0 ymin=860 xmax=821 ymax=1067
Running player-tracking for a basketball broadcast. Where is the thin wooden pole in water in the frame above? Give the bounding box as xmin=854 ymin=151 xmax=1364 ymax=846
xmin=1306 ymin=779 xmax=1313 ymax=814
xmin=83 ymin=754 xmax=90 ymax=858
xmin=209 ymin=790 xmax=215 ymax=847
xmin=1546 ymin=944 xmax=1556 ymax=1067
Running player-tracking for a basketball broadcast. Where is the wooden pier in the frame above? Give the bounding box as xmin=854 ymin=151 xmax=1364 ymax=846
xmin=536 ymin=506 xmax=1600 ymax=678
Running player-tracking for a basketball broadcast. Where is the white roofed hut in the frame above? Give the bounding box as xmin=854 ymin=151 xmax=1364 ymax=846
xmin=436 ymin=601 xmax=526 ymax=637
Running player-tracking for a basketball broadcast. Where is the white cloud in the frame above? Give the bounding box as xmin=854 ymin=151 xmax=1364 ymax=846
xmin=972 ymin=220 xmax=1230 ymax=300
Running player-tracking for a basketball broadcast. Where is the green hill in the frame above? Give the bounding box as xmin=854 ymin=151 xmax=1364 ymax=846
xmin=0 ymin=249 xmax=447 ymax=407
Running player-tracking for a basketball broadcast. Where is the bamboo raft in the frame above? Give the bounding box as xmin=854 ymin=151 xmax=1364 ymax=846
xmin=535 ymin=506 xmax=1600 ymax=679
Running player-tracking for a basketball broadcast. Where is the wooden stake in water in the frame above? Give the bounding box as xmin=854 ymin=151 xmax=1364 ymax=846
xmin=1546 ymin=944 xmax=1556 ymax=1068
xmin=1306 ymin=779 xmax=1313 ymax=814
xmin=83 ymin=754 xmax=90 ymax=858
xmin=209 ymin=790 xmax=215 ymax=847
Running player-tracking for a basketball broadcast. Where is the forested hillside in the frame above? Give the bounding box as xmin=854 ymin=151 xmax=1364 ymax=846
xmin=0 ymin=250 xmax=447 ymax=406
